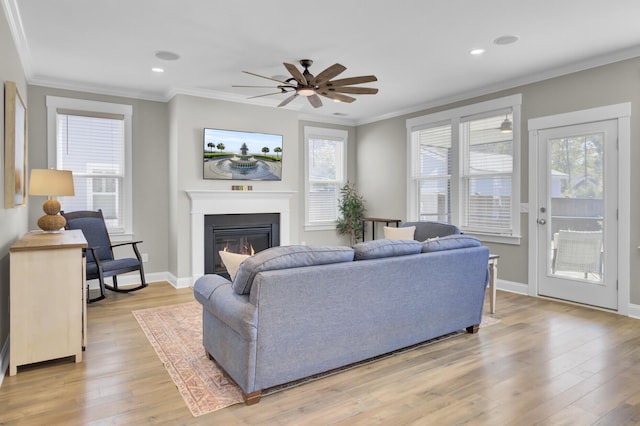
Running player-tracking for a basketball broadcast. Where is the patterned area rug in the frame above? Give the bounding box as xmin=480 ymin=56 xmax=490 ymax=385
xmin=132 ymin=302 xmax=244 ymax=416
xmin=133 ymin=301 xmax=500 ymax=417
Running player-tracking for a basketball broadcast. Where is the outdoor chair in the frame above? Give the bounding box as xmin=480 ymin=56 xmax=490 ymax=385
xmin=552 ymin=230 xmax=603 ymax=280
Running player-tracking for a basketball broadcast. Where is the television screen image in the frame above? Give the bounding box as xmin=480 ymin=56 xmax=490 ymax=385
xmin=203 ymin=128 xmax=283 ymax=181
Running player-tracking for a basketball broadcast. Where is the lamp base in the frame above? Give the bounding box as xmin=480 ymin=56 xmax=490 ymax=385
xmin=37 ymin=199 xmax=66 ymax=232
xmin=37 ymin=214 xmax=67 ymax=232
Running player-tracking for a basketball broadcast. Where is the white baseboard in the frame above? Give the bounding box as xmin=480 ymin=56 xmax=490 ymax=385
xmin=496 ymin=279 xmax=529 ymax=295
xmin=166 ymin=272 xmax=193 ymax=289
xmin=0 ymin=336 xmax=9 ymax=387
xmin=498 ymin=279 xmax=640 ymax=319
xmin=627 ymin=303 xmax=640 ymax=319
xmin=87 ymin=271 xmax=174 ymax=290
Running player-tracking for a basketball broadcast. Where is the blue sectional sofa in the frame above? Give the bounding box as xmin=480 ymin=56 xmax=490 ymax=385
xmin=194 ymin=236 xmax=489 ymax=404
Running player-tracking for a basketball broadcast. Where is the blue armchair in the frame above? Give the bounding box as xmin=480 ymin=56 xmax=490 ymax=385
xmin=61 ymin=209 xmax=147 ymax=302
xmin=401 ymin=221 xmax=461 ymax=241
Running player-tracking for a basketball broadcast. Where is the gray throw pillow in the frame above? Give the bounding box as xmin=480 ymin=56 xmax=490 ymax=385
xmin=232 ymin=245 xmax=355 ymax=294
xmin=421 ymin=234 xmax=482 ymax=253
xmin=353 ymin=239 xmax=422 ymax=260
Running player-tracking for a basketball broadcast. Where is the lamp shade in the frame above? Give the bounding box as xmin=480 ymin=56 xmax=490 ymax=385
xmin=28 ymin=169 xmax=75 ymax=197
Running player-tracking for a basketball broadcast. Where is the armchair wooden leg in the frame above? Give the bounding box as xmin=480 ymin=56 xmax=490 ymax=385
xmin=103 ymin=271 xmax=147 ymax=293
xmin=87 ymin=281 xmax=106 ymax=303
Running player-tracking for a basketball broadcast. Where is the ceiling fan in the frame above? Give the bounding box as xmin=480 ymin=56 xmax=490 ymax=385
xmin=233 ymin=59 xmax=378 ymax=108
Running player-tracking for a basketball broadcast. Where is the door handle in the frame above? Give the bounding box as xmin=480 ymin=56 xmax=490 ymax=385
xmin=537 ymin=218 xmax=546 ymax=225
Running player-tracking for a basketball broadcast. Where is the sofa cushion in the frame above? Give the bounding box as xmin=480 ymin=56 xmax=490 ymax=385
xmin=232 ymin=245 xmax=355 ymax=294
xmin=421 ymin=234 xmax=482 ymax=253
xmin=383 ymin=225 xmax=415 ymax=240
xmin=353 ymin=239 xmax=422 ymax=260
xmin=219 ymin=250 xmax=250 ymax=280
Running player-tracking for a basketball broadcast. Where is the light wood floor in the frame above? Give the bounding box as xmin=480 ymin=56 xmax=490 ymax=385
xmin=2 ymin=282 xmax=640 ymax=425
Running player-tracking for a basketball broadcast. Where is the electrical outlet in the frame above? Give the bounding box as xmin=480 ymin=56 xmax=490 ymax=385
xmin=142 ymin=253 xmax=149 ymax=262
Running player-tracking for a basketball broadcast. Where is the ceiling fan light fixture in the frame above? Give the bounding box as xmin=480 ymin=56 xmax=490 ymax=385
xmin=500 ymin=116 xmax=513 ymax=133
xmin=237 ymin=59 xmax=377 ymax=108
xmin=297 ymin=87 xmax=315 ymax=96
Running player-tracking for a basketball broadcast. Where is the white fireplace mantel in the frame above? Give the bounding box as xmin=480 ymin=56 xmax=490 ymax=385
xmin=186 ymin=190 xmax=295 ymax=281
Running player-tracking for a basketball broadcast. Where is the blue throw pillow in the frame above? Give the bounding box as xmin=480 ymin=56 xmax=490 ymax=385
xmin=232 ymin=245 xmax=355 ymax=294
xmin=421 ymin=235 xmax=482 ymax=253
xmin=353 ymin=239 xmax=422 ymax=260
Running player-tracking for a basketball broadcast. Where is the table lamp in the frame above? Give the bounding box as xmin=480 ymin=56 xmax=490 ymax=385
xmin=28 ymin=169 xmax=75 ymax=232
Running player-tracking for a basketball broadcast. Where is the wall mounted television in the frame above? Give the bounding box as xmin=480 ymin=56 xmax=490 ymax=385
xmin=203 ymin=128 xmax=283 ymax=181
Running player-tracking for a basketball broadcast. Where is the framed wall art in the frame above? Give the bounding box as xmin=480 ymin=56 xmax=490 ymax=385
xmin=4 ymin=80 xmax=27 ymax=208
xmin=203 ymin=128 xmax=283 ymax=181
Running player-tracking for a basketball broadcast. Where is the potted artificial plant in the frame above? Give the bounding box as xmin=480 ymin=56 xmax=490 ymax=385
xmin=337 ymin=182 xmax=367 ymax=246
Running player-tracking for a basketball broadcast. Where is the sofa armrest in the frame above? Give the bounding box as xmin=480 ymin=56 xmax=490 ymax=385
xmin=193 ymin=274 xmax=231 ymax=304
xmin=194 ymin=274 xmax=258 ymax=341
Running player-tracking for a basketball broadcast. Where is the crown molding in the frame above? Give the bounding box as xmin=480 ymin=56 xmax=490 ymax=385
xmin=2 ymin=0 xmax=32 ymax=78
xmin=354 ymin=46 xmax=640 ymax=126
xmin=6 ymin=0 xmax=639 ymax=129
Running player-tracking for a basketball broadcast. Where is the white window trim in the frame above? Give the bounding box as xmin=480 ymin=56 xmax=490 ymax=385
xmin=406 ymin=94 xmax=522 ymax=244
xmin=304 ymin=126 xmax=348 ymax=231
xmin=528 ymin=102 xmax=631 ymax=313
xmin=46 ymin=96 xmax=133 ymax=241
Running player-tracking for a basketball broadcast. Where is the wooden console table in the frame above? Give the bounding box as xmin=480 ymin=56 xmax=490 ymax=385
xmin=9 ymin=230 xmax=87 ymax=375
xmin=361 ymin=217 xmax=401 ymax=241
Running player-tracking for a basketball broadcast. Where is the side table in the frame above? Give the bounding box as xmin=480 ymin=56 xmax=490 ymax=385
xmin=488 ymin=254 xmax=499 ymax=314
xmin=361 ymin=217 xmax=401 ymax=241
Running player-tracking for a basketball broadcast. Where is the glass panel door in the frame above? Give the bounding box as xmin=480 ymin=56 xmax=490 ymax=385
xmin=537 ymin=120 xmax=617 ymax=309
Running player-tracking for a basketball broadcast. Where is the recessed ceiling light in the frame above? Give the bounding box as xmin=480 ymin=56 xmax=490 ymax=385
xmin=152 ymin=67 xmax=165 ymax=73
xmin=493 ymin=35 xmax=519 ymax=45
xmin=154 ymin=50 xmax=180 ymax=61
xmin=470 ymin=49 xmax=485 ymax=56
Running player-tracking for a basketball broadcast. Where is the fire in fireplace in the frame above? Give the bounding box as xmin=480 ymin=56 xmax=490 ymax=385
xmin=204 ymin=213 xmax=280 ymax=278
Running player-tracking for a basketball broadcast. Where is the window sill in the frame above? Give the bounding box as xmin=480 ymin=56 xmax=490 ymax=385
xmin=110 ymin=232 xmax=134 ymax=243
xmin=304 ymin=223 xmax=338 ymax=232
xmin=463 ymin=231 xmax=521 ymax=245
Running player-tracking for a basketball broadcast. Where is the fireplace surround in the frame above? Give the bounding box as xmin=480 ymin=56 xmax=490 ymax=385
xmin=186 ymin=190 xmax=295 ymax=284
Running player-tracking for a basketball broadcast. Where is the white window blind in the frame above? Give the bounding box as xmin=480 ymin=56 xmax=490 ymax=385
xmin=56 ymin=112 xmax=126 ymax=232
xmin=407 ymin=94 xmax=521 ymax=243
xmin=460 ymin=113 xmax=513 ymax=233
xmin=305 ymin=127 xmax=347 ymax=229
xmin=416 ymin=124 xmax=452 ymax=222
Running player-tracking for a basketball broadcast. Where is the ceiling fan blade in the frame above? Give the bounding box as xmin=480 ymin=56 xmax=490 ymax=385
xmin=232 ymin=85 xmax=280 ymax=88
xmin=278 ymin=93 xmax=298 ymax=107
xmin=327 ymin=87 xmax=379 ymax=95
xmin=247 ymin=91 xmax=289 ymax=99
xmin=242 ymin=70 xmax=289 ymax=85
xmin=283 ymin=62 xmax=307 ymax=85
xmin=318 ymin=75 xmax=378 ymax=88
xmin=309 ymin=63 xmax=346 ymax=86
xmin=307 ymin=94 xmax=323 ymax=108
xmin=317 ymin=91 xmax=356 ymax=103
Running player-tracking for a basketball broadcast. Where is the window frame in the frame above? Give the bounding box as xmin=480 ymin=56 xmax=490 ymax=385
xmin=304 ymin=126 xmax=348 ymax=231
xmin=406 ymin=94 xmax=522 ymax=244
xmin=46 ymin=96 xmax=133 ymax=241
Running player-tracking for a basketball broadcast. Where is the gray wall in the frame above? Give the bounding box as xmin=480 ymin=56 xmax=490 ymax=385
xmin=166 ymin=95 xmax=357 ymax=282
xmin=26 ymin=86 xmax=170 ymax=278
xmin=0 ymin=4 xmax=29 ymax=371
xmin=357 ymin=57 xmax=640 ymax=303
xmin=298 ymin=120 xmax=357 ymax=246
